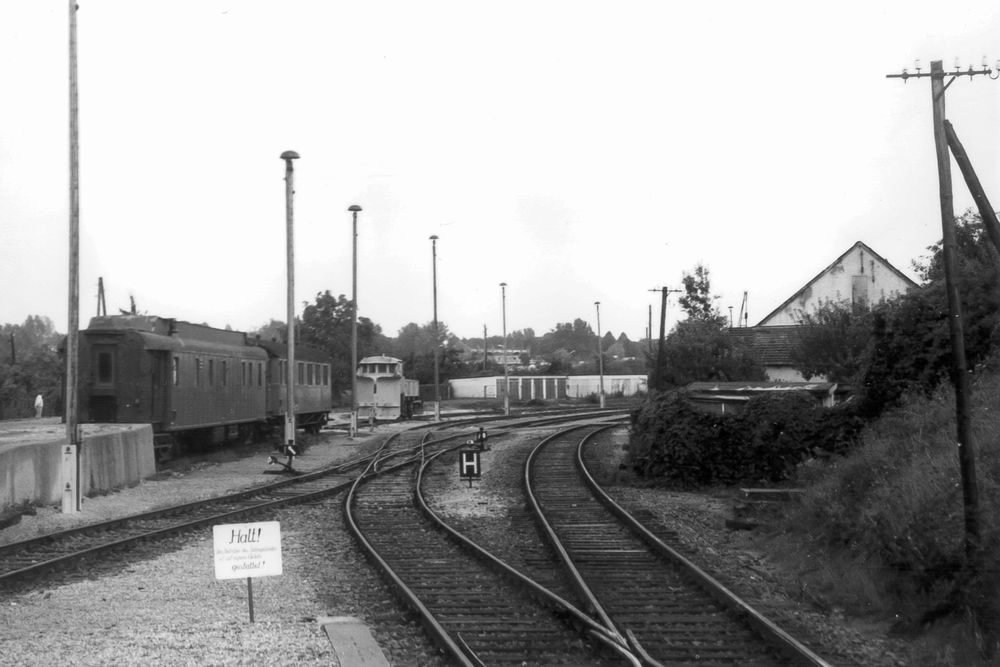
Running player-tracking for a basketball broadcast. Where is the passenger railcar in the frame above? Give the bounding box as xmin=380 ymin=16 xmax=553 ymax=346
xmin=356 ymin=355 xmax=422 ymax=420
xmin=252 ymin=339 xmax=332 ymax=433
xmin=76 ymin=315 xmax=332 ymax=456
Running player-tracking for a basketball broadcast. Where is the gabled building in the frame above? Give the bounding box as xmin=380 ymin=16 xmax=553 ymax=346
xmin=757 ymin=241 xmax=918 ymax=326
xmin=732 ymin=241 xmax=918 ymax=382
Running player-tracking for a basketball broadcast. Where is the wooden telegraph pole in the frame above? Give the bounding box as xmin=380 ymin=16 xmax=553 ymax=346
xmin=648 ymin=287 xmax=681 ymax=391
xmin=886 ymin=59 xmax=996 ymax=568
xmin=63 ymin=0 xmax=82 ymax=513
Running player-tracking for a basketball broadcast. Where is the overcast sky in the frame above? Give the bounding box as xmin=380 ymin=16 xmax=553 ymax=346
xmin=2 ymin=1 xmax=999 ymax=343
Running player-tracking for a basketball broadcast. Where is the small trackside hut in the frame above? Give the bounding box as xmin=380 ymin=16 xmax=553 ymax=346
xmin=355 ymin=355 xmax=421 ymax=420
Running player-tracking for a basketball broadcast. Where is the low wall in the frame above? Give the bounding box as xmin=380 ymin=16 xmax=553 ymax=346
xmin=0 ymin=425 xmax=156 ymax=510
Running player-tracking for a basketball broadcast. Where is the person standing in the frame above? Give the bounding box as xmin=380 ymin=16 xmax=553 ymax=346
xmin=34 ymin=394 xmax=44 ymax=418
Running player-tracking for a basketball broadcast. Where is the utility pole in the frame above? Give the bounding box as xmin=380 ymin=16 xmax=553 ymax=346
xmin=647 ymin=305 xmax=653 ymax=354
xmin=63 ymin=0 xmax=82 ymax=513
xmin=483 ymin=324 xmax=488 ymax=371
xmin=944 ymin=120 xmax=1000 ymax=256
xmin=647 ymin=287 xmax=680 ymax=391
xmin=97 ymin=277 xmax=106 ymax=316
xmin=887 ymin=58 xmax=997 ymax=569
xmin=281 ymin=151 xmax=299 ymax=461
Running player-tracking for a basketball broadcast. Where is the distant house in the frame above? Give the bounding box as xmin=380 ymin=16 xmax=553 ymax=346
xmin=731 ymin=241 xmax=918 ymax=382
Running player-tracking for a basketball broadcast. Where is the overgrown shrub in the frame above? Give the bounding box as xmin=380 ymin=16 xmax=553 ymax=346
xmin=773 ymin=365 xmax=1000 ymax=657
xmin=627 ymin=390 xmax=865 ymax=486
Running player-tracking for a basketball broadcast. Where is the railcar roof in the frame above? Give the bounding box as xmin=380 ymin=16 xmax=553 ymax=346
xmin=251 ymin=339 xmax=331 ymax=363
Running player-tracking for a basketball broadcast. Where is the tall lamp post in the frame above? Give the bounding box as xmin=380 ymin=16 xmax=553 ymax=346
xmin=281 ymin=151 xmax=300 ymax=456
xmin=348 ymin=204 xmax=362 ymax=437
xmin=500 ymin=282 xmax=509 ymax=416
xmin=430 ymin=235 xmax=441 ymax=421
xmin=595 ymin=301 xmax=605 ymax=409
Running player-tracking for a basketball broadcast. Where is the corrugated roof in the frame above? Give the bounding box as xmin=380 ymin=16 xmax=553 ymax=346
xmin=728 ymin=325 xmax=799 ymax=365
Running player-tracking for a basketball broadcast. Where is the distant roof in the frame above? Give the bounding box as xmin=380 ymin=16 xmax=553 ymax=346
xmin=756 ymin=241 xmax=918 ymax=326
xmin=686 ymin=381 xmax=835 ymax=393
xmin=727 ymin=325 xmax=799 ymax=365
xmin=359 ymin=355 xmax=402 ymax=364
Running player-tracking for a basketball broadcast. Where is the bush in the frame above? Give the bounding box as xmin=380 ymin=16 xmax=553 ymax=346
xmin=627 ymin=390 xmax=865 ymax=486
xmin=771 ymin=366 xmax=1000 ymax=656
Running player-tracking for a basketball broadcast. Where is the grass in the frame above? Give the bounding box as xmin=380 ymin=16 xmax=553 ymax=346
xmin=759 ymin=365 xmax=1000 ymax=664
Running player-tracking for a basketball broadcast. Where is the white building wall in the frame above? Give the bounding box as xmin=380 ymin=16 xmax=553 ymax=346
xmin=566 ymin=375 xmax=648 ymax=397
xmin=448 ymin=375 xmax=648 ymax=399
xmin=761 ymin=245 xmax=914 ymax=326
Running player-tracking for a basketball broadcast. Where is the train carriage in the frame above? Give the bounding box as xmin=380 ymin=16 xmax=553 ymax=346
xmin=76 ymin=315 xmax=333 ymax=457
xmin=252 ymin=339 xmax=333 ymax=433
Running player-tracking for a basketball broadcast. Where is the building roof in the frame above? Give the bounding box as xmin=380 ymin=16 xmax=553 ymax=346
xmin=728 ymin=325 xmax=799 ymax=365
xmin=359 ymin=355 xmax=402 ymax=364
xmin=756 ymin=241 xmax=918 ymax=326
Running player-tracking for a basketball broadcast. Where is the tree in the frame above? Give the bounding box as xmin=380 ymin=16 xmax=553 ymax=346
xmin=790 ymin=301 xmax=875 ymax=383
xmin=0 ymin=316 xmax=63 ymax=419
xmin=678 ymin=263 xmax=719 ymax=320
xmin=659 ymin=318 xmax=766 ymax=387
xmin=650 ymin=264 xmax=765 ymax=388
xmin=538 ymin=319 xmax=595 ymax=359
xmin=294 ymin=291 xmax=389 ymax=400
xmin=391 ymin=321 xmax=462 ymax=384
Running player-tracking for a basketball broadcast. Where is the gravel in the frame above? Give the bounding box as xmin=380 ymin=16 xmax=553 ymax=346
xmin=0 ymin=422 xmax=911 ymax=666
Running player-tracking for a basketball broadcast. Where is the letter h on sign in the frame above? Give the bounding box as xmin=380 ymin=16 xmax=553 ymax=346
xmin=458 ymin=450 xmax=481 ymax=488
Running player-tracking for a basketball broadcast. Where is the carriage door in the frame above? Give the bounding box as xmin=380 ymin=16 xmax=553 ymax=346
xmin=89 ymin=345 xmax=117 ymax=422
xmin=149 ymin=351 xmax=171 ymax=429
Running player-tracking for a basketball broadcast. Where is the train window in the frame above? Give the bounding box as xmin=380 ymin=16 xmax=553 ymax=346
xmin=195 ymin=358 xmax=202 ymax=387
xmin=222 ymin=360 xmax=228 ymax=386
xmin=298 ymin=362 xmax=304 ymax=385
xmin=208 ymin=359 xmax=215 ymax=386
xmin=173 ymin=357 xmax=180 ymax=386
xmin=257 ymin=362 xmax=263 ymax=387
xmin=307 ymin=363 xmax=314 ymax=385
xmin=323 ymin=365 xmax=329 ymax=386
xmin=241 ymin=361 xmax=246 ymax=386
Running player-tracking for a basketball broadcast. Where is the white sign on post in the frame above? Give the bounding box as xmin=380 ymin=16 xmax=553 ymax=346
xmin=213 ymin=521 xmax=283 ymax=580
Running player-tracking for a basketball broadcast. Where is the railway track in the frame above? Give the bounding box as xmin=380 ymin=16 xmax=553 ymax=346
xmin=0 ymin=409 xmax=619 ymax=591
xmin=345 ymin=423 xmax=635 ymax=666
xmin=525 ymin=425 xmax=832 ymax=667
xmin=0 ymin=425 xmax=448 ymax=589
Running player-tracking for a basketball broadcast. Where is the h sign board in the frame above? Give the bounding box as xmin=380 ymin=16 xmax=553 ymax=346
xmin=458 ymin=449 xmax=481 ymax=482
xmin=213 ymin=521 xmax=283 ymax=580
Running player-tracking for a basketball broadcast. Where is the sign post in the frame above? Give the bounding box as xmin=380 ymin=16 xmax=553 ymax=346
xmin=458 ymin=449 xmax=481 ymax=488
xmin=213 ymin=521 xmax=283 ymax=622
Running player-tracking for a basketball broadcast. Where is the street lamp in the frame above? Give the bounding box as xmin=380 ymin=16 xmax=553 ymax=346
xmin=500 ymin=282 xmax=509 ymax=416
xmin=281 ymin=151 xmax=300 ymax=457
xmin=348 ymin=204 xmax=362 ymax=437
xmin=595 ymin=301 xmax=605 ymax=409
xmin=430 ymin=235 xmax=441 ymax=422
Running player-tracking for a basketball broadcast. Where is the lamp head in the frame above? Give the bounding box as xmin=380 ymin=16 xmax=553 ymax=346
xmin=280 ymin=150 xmax=300 ymax=161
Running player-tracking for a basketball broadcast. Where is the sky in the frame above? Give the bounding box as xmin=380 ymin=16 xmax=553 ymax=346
xmin=2 ymin=1 xmax=1000 ymax=344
